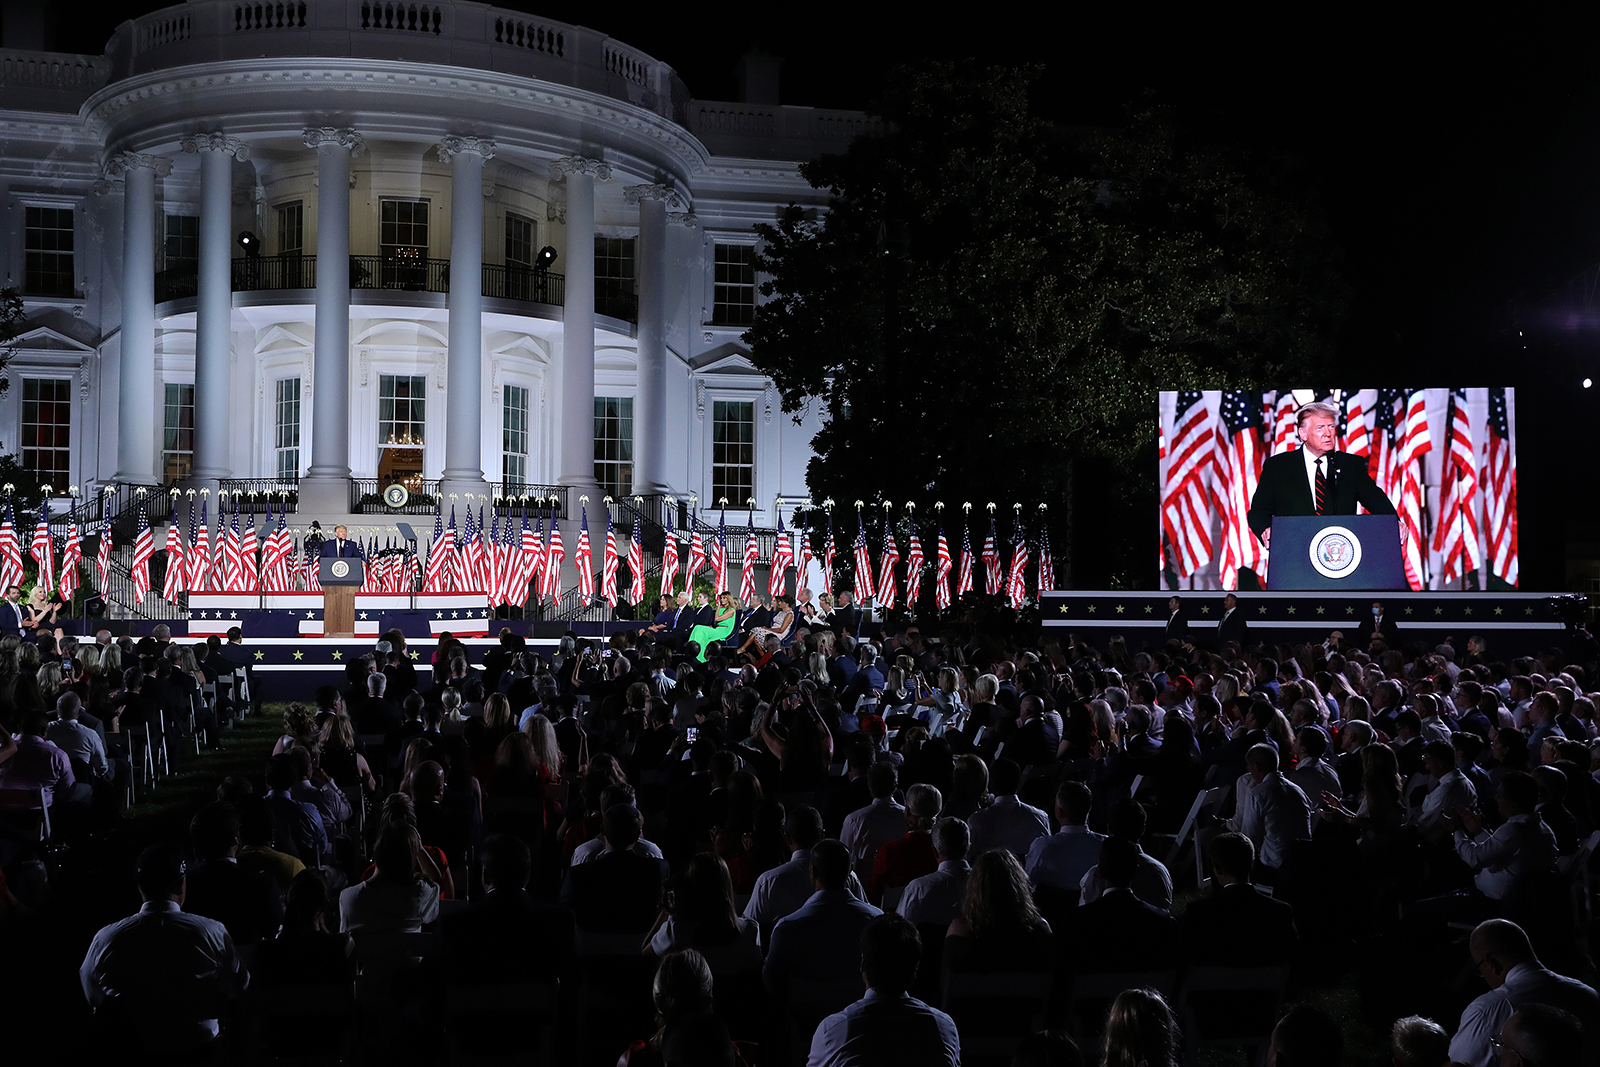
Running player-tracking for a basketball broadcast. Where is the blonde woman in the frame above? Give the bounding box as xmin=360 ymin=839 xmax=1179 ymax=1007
xmin=523 ymin=712 xmax=564 ymax=782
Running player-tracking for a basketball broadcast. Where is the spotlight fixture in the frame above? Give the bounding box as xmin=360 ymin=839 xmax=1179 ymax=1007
xmin=536 ymin=245 xmax=558 ymax=270
xmin=237 ymin=230 xmax=259 ymax=255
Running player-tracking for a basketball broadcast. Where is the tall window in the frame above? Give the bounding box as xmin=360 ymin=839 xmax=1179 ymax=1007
xmin=277 ymin=201 xmax=304 ymax=255
xmin=164 ymin=214 xmax=199 ymax=274
xmin=274 ymin=377 xmax=301 ymax=482
xmin=505 ymin=213 xmax=534 ymax=267
xmin=21 ymin=378 xmax=71 ymax=483
xmin=378 ymin=374 xmax=426 ymax=486
xmin=380 ymin=199 xmax=429 ymax=288
xmin=503 ymin=385 xmax=529 ymax=488
xmin=163 ymin=383 xmax=195 ymax=482
xmin=594 ymin=236 xmax=636 ymax=319
xmin=593 ymin=396 xmax=633 ymax=499
xmin=711 ymin=400 xmax=755 ymax=506
xmin=23 ymin=207 xmax=74 ymax=297
xmin=712 ymin=243 xmax=757 ymax=326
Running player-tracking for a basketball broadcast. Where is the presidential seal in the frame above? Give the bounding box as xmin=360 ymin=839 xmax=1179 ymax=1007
xmin=383 ymin=483 xmax=410 ymax=509
xmin=330 ymin=559 xmax=351 ymax=580
xmin=1308 ymin=525 xmax=1362 ymax=580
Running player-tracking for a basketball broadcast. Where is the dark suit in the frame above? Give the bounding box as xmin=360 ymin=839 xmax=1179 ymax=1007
xmin=1164 ymin=609 xmax=1188 ymax=641
xmin=1061 ymin=888 xmax=1178 ymax=973
xmin=830 ymin=604 xmax=863 ymax=638
xmin=0 ymin=598 xmax=24 ymax=637
xmin=183 ymin=857 xmax=284 ymax=944
xmin=1179 ymin=882 xmax=1297 ymax=966
xmin=351 ymin=696 xmax=401 ymax=735
xmin=1355 ymin=613 xmax=1400 ymax=646
xmin=1247 ymin=447 xmax=1396 ymax=542
xmin=320 ymin=537 xmax=366 ymax=558
xmin=559 ymin=848 xmax=665 ymax=933
xmin=1216 ymin=608 xmax=1248 ymax=647
xmin=442 ymin=888 xmax=576 ymax=986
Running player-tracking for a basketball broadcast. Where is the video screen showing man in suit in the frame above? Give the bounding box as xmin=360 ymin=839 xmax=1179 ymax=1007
xmin=1247 ymin=401 xmax=1397 ymax=549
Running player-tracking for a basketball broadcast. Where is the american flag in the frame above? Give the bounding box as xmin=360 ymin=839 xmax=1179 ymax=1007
xmin=770 ymin=514 xmax=793 ymax=600
xmin=188 ymin=500 xmax=210 ymax=592
xmin=1037 ymin=519 xmax=1056 ymax=594
xmin=95 ymin=520 xmax=113 ymax=594
xmin=1397 ymin=388 xmax=1432 ymax=591
xmin=1432 ymin=388 xmax=1482 ymax=587
xmin=304 ymin=541 xmax=321 ymax=592
xmin=739 ymin=512 xmax=759 ymax=604
xmin=221 ymin=500 xmax=244 ymax=592
xmin=1486 ymin=388 xmax=1519 ymax=587
xmin=240 ymin=503 xmax=259 ymax=593
xmin=0 ymin=502 xmax=23 ymax=594
xmin=628 ymin=514 xmax=646 ymax=605
xmin=686 ymin=524 xmax=707 ymax=582
xmin=574 ymin=505 xmax=594 ymax=604
xmin=258 ymin=500 xmax=280 ymax=592
xmin=528 ymin=503 xmax=547 ymax=596
xmin=1340 ymin=389 xmax=1377 ymax=460
xmin=876 ymin=526 xmax=899 ymax=610
xmin=981 ymin=516 xmax=1002 ymax=595
xmin=1161 ymin=391 xmax=1217 ymax=577
xmin=601 ymin=510 xmax=620 ymax=609
xmin=1006 ymin=516 xmax=1029 ymax=609
xmin=660 ymin=508 xmax=679 ymax=599
xmin=956 ymin=519 xmax=974 ymax=597
xmin=360 ymin=539 xmax=378 ymax=592
xmin=161 ymin=513 xmax=185 ymax=601
xmin=30 ymin=510 xmax=54 ymax=594
xmin=796 ymin=511 xmax=814 ymax=587
xmin=822 ymin=512 xmax=837 ymax=596
xmin=460 ymin=507 xmax=486 ymax=592
xmin=934 ymin=523 xmax=953 ymax=611
xmin=131 ymin=499 xmax=154 ymax=603
xmin=424 ymin=505 xmax=453 ymax=593
xmin=1270 ymin=391 xmax=1300 ymax=455
xmin=1371 ymin=388 xmax=1401 ymax=492
xmin=711 ymin=513 xmax=729 ymax=594
xmin=60 ymin=509 xmax=81 ymax=602
xmin=485 ymin=507 xmax=501 ymax=604
xmin=541 ymin=516 xmax=566 ymax=604
xmin=1216 ymin=390 xmax=1267 ymax=590
xmin=852 ymin=514 xmax=876 ymax=600
xmin=267 ymin=507 xmax=293 ymax=591
xmin=904 ymin=525 xmax=925 ymax=609
xmin=510 ymin=505 xmax=535 ymax=608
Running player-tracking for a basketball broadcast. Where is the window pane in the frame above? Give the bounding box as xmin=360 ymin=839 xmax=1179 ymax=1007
xmin=378 ymin=374 xmax=426 ymax=448
xmin=505 ymin=214 xmax=534 ymax=266
xmin=711 ymin=400 xmax=755 ymax=506
xmin=502 ymin=384 xmax=529 ymax=490
xmin=162 ymin=383 xmax=195 ymax=481
xmin=594 ymin=236 xmax=636 ymax=318
xmin=275 ymin=377 xmax=301 ymax=481
xmin=24 ymin=206 xmax=74 ymax=297
xmin=712 ymin=243 xmax=757 ymax=326
xmin=21 ymin=378 xmax=71 ymax=484
xmin=277 ymin=202 xmax=304 ymax=255
xmin=165 ymin=215 xmax=199 ymax=272
xmin=593 ymin=395 xmax=633 ymax=499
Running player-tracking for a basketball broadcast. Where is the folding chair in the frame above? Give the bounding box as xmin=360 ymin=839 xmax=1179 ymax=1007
xmin=0 ymin=785 xmax=53 ymax=843
xmin=1148 ymin=785 xmax=1228 ymax=890
xmin=941 ymin=969 xmax=1053 ymax=1062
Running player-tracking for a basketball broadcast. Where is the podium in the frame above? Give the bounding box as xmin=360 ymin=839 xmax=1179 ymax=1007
xmin=1266 ymin=515 xmax=1407 ymax=591
xmin=318 ymin=557 xmax=365 ymax=637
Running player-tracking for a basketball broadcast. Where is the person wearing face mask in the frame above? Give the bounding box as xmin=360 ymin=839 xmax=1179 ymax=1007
xmin=1246 ymin=401 xmax=1399 ymax=550
xmin=1356 ymin=600 xmax=1400 ymax=647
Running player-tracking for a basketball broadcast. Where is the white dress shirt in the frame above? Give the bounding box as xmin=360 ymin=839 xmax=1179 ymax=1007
xmin=896 ymin=859 xmax=970 ymax=927
xmin=842 ymin=797 xmax=906 ymax=882
xmin=808 ymin=989 xmax=961 ymax=1067
xmin=1301 ymin=445 xmax=1326 ymax=502
xmin=1289 ymin=756 xmax=1340 ymax=816
xmin=1455 ymin=812 xmax=1557 ymax=901
xmin=744 ymin=849 xmax=866 ymax=944
xmin=1234 ymin=772 xmax=1311 ymax=871
xmin=1448 ymin=963 xmax=1599 ymax=1067
xmin=967 ymin=794 xmax=1051 ymax=860
xmin=649 ymin=915 xmax=762 ymax=977
xmin=571 ymin=836 xmax=664 ymax=865
xmin=1413 ymin=768 xmax=1477 ymax=843
xmin=1025 ymin=825 xmax=1106 ymax=892
xmin=1079 ymin=846 xmax=1173 ymax=910
xmin=46 ymin=717 xmax=108 ymax=778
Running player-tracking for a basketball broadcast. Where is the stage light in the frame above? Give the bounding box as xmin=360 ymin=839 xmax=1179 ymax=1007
xmin=536 ymin=246 xmax=558 ymax=270
xmin=1586 ymin=378 xmax=1594 ymax=389
xmin=237 ymin=230 xmax=259 ymax=255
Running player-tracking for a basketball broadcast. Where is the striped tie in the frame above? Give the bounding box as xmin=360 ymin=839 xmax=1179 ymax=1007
xmin=1315 ymin=457 xmax=1328 ymax=515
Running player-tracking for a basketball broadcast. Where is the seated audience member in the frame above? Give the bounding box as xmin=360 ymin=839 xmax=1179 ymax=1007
xmin=1389 ymin=1015 xmax=1451 ymax=1067
xmin=182 ymin=801 xmax=284 ymax=945
xmin=0 ymin=708 xmax=86 ymax=805
xmin=1229 ymin=742 xmax=1312 ymax=882
xmin=1445 ymin=772 xmax=1558 ymax=919
xmin=560 ymin=804 xmax=665 ymax=935
xmin=264 ymin=751 xmax=331 ymax=865
xmin=251 ymin=870 xmax=355 ymax=989
xmin=763 ymin=839 xmax=883 ymax=995
xmin=443 ymin=833 xmax=575 ymax=986
xmin=1077 ymin=799 xmax=1174 ymax=910
xmin=1450 ymin=918 xmax=1600 ymax=1067
xmin=808 ymin=914 xmax=961 ymax=1067
xmin=236 ymin=799 xmax=307 ymax=893
xmin=79 ymin=843 xmax=248 ymax=1051
xmin=338 ymin=825 xmax=440 ymax=934
xmin=842 ymin=760 xmax=906 ymax=884
xmin=645 ymin=852 xmax=762 ymax=978
xmin=351 ymin=670 xmax=401 ymax=734
xmin=869 ymin=782 xmax=943 ymax=905
xmin=1179 ymin=832 xmax=1297 ymax=966
xmin=1495 ymin=1005 xmax=1585 ymax=1067
xmin=897 ymin=817 xmax=971 ymax=928
xmin=945 ymin=849 xmax=1053 ymax=973
xmin=1061 ymin=838 xmax=1177 ymax=973
xmin=1411 ymin=739 xmax=1478 ymax=845
xmin=965 ymin=757 xmax=1050 ymax=861
xmin=620 ymin=949 xmax=715 ymax=1067
xmin=1268 ymin=1006 xmax=1344 ymax=1067
xmin=1025 ymin=781 xmax=1105 ymax=898
xmin=744 ymin=805 xmax=866 ymax=946
xmin=1102 ymin=987 xmax=1180 ymax=1067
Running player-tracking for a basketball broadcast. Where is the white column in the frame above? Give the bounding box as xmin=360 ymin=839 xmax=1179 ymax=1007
xmin=552 ymin=156 xmax=610 ymax=502
xmin=297 ymin=127 xmax=363 ymax=517
xmin=438 ymin=136 xmax=495 ymax=501
xmin=624 ymin=183 xmax=681 ymax=495
xmin=181 ymin=134 xmax=249 ymax=483
xmin=106 ymin=151 xmax=170 ymax=486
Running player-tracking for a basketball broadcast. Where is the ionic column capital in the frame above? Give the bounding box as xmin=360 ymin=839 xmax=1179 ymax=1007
xmin=667 ymin=211 xmax=700 ymax=228
xmin=624 ymin=183 xmax=686 ymax=210
xmin=180 ymin=133 xmax=250 ymax=161
xmin=438 ymin=135 xmax=497 ymax=163
xmin=302 ymin=127 xmax=366 ymax=157
xmin=550 ymin=156 xmax=612 ymax=182
xmin=103 ymin=152 xmax=172 ymax=180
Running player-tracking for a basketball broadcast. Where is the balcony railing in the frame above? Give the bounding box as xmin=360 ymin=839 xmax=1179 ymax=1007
xmin=349 ymin=254 xmax=450 ymax=293
xmin=481 ymin=264 xmax=563 ymax=306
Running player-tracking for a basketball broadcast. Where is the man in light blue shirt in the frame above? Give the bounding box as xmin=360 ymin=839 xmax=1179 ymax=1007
xmin=808 ymin=913 xmax=960 ymax=1067
xmin=764 ymin=840 xmax=882 ymax=996
xmin=1025 ymin=780 xmax=1105 ymax=893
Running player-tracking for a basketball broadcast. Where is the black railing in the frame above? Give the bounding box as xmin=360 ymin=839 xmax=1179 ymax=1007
xmin=155 ymin=266 xmax=198 ymax=302
xmin=482 ymin=264 xmax=564 ymax=305
xmin=233 ymin=254 xmax=316 ymax=291
xmin=596 ymin=284 xmax=639 ymax=323
xmin=217 ymin=480 xmax=300 ymax=513
xmin=350 ymin=479 xmax=441 ymax=515
xmin=349 ymin=254 xmax=450 ymax=293
xmin=491 ymin=484 xmax=569 ymax=520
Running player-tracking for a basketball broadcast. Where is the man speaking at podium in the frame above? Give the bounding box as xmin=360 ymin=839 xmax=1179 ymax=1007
xmin=319 ymin=524 xmax=366 ymax=559
xmin=1247 ymin=401 xmax=1398 ymax=548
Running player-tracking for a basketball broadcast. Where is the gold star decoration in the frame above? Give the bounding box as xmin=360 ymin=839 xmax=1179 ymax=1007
xmin=409 ymin=650 xmax=420 ymax=659
xmin=1315 ymin=606 xmax=1325 ymax=615
xmin=1087 ymin=604 xmax=1097 ymax=613
xmin=1200 ymin=605 xmax=1211 ymax=615
xmin=1143 ymin=605 xmax=1152 ymax=614
xmin=1346 ymin=605 xmax=1356 ymax=613
xmin=1494 ymin=606 xmax=1503 ymax=616
xmin=1434 ymin=607 xmax=1443 ymax=615
xmin=331 ymin=650 xmax=344 ymax=661
xmin=253 ymin=650 xmax=264 ymax=660
xmin=1287 ymin=605 xmax=1296 ymax=615
xmin=1259 ymin=606 xmax=1267 ymax=614
xmin=1525 ymin=607 xmax=1534 ymax=615
xmin=1464 ymin=607 xmax=1473 ymax=616
xmin=1115 ymin=605 xmax=1125 ymax=614
xmin=1404 ymin=606 xmax=1414 ymax=614
xmin=292 ymin=650 xmax=304 ymax=660
xmin=1059 ymin=604 xmax=1068 ymax=614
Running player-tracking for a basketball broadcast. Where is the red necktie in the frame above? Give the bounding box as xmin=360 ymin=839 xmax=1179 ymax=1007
xmin=1314 ymin=458 xmax=1329 ymax=515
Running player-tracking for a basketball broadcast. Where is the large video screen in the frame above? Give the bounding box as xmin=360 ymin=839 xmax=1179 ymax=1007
xmin=1158 ymin=389 xmax=1518 ymax=591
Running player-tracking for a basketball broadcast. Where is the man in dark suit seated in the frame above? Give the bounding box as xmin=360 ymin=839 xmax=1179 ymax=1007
xmin=1060 ymin=838 xmax=1178 ymax=974
xmin=182 ymin=801 xmax=283 ymax=946
xmin=1247 ymin=400 xmax=1397 ymax=559
xmin=560 ymin=805 xmax=664 ymax=934
xmin=351 ymin=672 xmax=401 ymax=735
xmin=1179 ymin=832 xmax=1298 ymax=967
xmin=0 ymin=585 xmax=26 ymax=639
xmin=318 ymin=524 xmax=365 ymax=558
xmin=444 ymin=834 xmax=576 ymax=987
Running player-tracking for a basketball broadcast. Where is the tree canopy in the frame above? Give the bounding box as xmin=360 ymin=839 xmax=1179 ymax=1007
xmin=748 ymin=63 xmax=1343 ymax=585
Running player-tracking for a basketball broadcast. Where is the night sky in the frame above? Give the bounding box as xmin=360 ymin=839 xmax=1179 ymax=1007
xmin=47 ymin=6 xmax=1600 ymax=588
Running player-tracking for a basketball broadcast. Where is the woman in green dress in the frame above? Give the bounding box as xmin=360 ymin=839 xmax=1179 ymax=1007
xmin=689 ymin=591 xmax=738 ymax=661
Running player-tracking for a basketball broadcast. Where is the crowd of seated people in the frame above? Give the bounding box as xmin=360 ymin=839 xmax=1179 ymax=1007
xmin=7 ymin=608 xmax=1600 ymax=1064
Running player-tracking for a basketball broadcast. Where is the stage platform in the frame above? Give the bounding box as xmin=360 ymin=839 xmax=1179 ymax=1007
xmin=1041 ymin=589 xmax=1570 ymax=655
